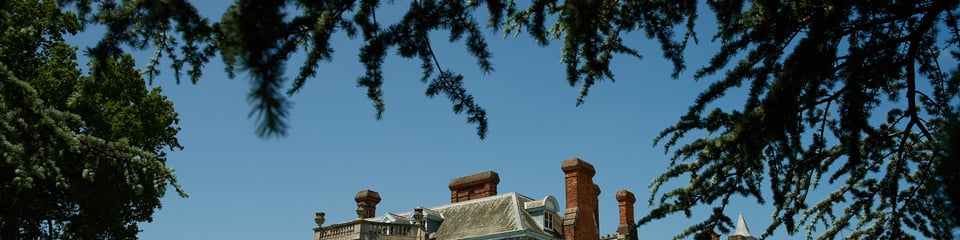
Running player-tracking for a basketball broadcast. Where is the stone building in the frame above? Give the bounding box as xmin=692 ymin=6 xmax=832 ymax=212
xmin=310 ymin=157 xmax=756 ymax=240
xmin=311 ymin=158 xmax=640 ymax=240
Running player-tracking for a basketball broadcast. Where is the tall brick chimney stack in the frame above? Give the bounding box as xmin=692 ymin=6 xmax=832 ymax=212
xmin=616 ymin=190 xmax=638 ymax=240
xmin=354 ymin=190 xmax=381 ymax=219
xmin=561 ymin=158 xmax=600 ymax=240
xmin=448 ymin=171 xmax=500 ymax=203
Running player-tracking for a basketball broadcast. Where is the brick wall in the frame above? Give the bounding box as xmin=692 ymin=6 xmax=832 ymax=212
xmin=448 ymin=171 xmax=500 ymax=203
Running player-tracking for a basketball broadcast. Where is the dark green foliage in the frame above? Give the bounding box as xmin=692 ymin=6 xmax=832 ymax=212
xmin=937 ymin=117 xmax=960 ymax=230
xmin=220 ymin=0 xmax=498 ymax=138
xmin=76 ymin=0 xmax=690 ymax=139
xmin=649 ymin=0 xmax=960 ymax=239
xmin=0 ymin=1 xmax=184 ymax=239
xmin=23 ymin=0 xmax=960 ymax=239
xmin=219 ymin=0 xmax=293 ymax=137
xmin=503 ymin=0 xmax=691 ymax=105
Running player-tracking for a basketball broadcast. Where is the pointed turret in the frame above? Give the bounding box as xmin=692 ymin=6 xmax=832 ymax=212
xmin=729 ymin=213 xmax=757 ymax=240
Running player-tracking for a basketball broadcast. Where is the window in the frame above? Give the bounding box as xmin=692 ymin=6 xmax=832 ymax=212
xmin=544 ymin=213 xmax=554 ymax=231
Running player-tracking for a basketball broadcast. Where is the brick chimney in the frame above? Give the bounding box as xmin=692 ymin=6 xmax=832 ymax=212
xmin=354 ymin=189 xmax=381 ymax=219
xmin=616 ymin=189 xmax=638 ymax=240
xmin=448 ymin=171 xmax=500 ymax=203
xmin=561 ymin=158 xmax=600 ymax=240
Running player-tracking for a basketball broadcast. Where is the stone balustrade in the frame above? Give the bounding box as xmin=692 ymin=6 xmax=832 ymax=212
xmin=316 ymin=220 xmax=421 ymax=240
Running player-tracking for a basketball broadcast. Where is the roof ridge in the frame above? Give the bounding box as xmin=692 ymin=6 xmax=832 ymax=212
xmin=511 ymin=192 xmax=535 ymax=201
xmin=431 ymin=192 xmax=517 ymax=210
xmin=510 ymin=193 xmax=526 ymax=230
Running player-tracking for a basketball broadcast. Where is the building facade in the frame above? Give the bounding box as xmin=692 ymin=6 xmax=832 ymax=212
xmin=311 ymin=158 xmax=754 ymax=240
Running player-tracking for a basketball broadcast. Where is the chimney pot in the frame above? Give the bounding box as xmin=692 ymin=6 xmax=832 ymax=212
xmin=561 ymin=158 xmax=596 ymax=177
xmin=615 ymin=189 xmax=636 ymax=204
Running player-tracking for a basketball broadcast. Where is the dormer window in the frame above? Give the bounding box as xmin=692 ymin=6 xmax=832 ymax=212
xmin=522 ymin=195 xmax=561 ymax=234
xmin=542 ymin=210 xmax=562 ymax=234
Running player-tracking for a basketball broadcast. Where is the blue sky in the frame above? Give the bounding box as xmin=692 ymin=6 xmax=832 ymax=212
xmin=60 ymin=2 xmax=953 ymax=240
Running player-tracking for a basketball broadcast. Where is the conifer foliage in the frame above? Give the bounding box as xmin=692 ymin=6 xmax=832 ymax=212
xmin=0 ymin=1 xmax=184 ymax=239
xmin=647 ymin=0 xmax=960 ymax=239
xmin=3 ymin=0 xmax=959 ymax=239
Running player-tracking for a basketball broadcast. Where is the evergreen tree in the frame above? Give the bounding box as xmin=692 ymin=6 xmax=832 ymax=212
xmin=11 ymin=0 xmax=960 ymax=239
xmin=0 ymin=1 xmax=184 ymax=239
xmin=645 ymin=0 xmax=960 ymax=238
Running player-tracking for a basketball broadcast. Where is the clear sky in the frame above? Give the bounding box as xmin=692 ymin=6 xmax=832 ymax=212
xmin=61 ymin=2 xmax=952 ymax=240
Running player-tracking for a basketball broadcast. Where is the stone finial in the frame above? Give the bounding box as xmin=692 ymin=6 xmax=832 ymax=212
xmin=356 ymin=202 xmax=368 ymax=219
xmin=314 ymin=212 xmax=325 ymax=227
xmin=413 ymin=207 xmax=424 ymax=226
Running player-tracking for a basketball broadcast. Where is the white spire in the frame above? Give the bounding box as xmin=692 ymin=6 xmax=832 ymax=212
xmin=734 ymin=213 xmax=755 ymax=238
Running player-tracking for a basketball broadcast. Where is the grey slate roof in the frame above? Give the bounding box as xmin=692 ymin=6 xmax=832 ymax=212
xmin=370 ymin=192 xmax=558 ymax=240
xmin=386 ymin=213 xmax=410 ymax=224
xmin=431 ymin=192 xmax=554 ymax=239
